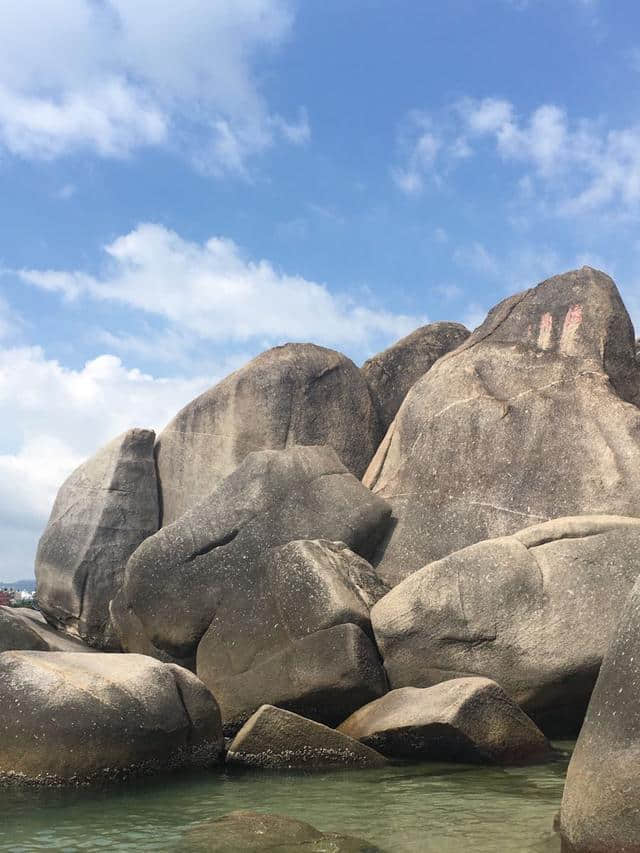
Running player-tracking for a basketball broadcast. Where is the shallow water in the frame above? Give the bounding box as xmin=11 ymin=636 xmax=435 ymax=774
xmin=0 ymin=745 xmax=571 ymax=852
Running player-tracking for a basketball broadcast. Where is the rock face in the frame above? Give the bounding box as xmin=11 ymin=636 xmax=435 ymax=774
xmin=559 ymin=575 xmax=640 ymax=852
xmin=0 ymin=607 xmax=95 ymax=653
xmin=365 ymin=268 xmax=640 ymax=586
xmin=0 ymin=652 xmax=223 ymax=784
xmin=203 ymin=623 xmax=388 ymax=735
xmin=338 ymin=679 xmax=550 ymax=764
xmin=227 ymin=704 xmax=387 ymax=770
xmin=372 ymin=515 xmax=640 ymax=735
xmin=35 ymin=429 xmax=158 ymax=649
xmin=182 ymin=811 xmax=385 ymax=852
xmin=362 ymin=322 xmax=469 ymax=432
xmin=155 ymin=344 xmax=380 ymax=525
xmin=116 ymin=445 xmax=391 ymax=730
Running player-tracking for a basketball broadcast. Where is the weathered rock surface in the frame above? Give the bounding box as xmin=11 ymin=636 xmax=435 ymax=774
xmin=155 ymin=344 xmax=380 ymax=525
xmin=116 ymin=445 xmax=391 ymax=730
xmin=35 ymin=429 xmax=158 ymax=649
xmin=371 ymin=515 xmax=640 ymax=735
xmin=204 ymin=623 xmax=388 ymax=735
xmin=338 ymin=679 xmax=550 ymax=764
xmin=362 ymin=322 xmax=469 ymax=432
xmin=183 ymin=811 xmax=385 ymax=852
xmin=365 ymin=268 xmax=640 ymax=586
xmin=0 ymin=651 xmax=223 ymax=784
xmin=227 ymin=704 xmax=387 ymax=770
xmin=560 ymin=575 xmax=640 ymax=852
xmin=0 ymin=607 xmax=95 ymax=653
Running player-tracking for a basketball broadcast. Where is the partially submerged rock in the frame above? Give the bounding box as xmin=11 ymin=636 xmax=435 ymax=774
xmin=366 ymin=268 xmax=640 ymax=586
xmin=338 ymin=679 xmax=550 ymax=764
xmin=371 ymin=515 xmax=640 ymax=735
xmin=362 ymin=321 xmax=469 ymax=432
xmin=182 ymin=810 xmax=385 ymax=852
xmin=0 ymin=607 xmax=95 ymax=653
xmin=117 ymin=445 xmax=390 ymax=731
xmin=227 ymin=704 xmax=387 ymax=770
xmin=35 ymin=429 xmax=158 ymax=648
xmin=559 ymin=575 xmax=640 ymax=852
xmin=0 ymin=652 xmax=223 ymax=784
xmin=155 ymin=343 xmax=380 ymax=525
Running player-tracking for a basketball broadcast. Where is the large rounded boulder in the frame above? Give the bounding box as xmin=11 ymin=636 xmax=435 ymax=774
xmin=115 ymin=445 xmax=391 ymax=731
xmin=35 ymin=429 xmax=159 ymax=648
xmin=365 ymin=268 xmax=640 ymax=586
xmin=559 ymin=574 xmax=640 ymax=852
xmin=155 ymin=343 xmax=380 ymax=525
xmin=0 ymin=651 xmax=223 ymax=784
xmin=371 ymin=516 xmax=640 ymax=735
xmin=362 ymin=321 xmax=469 ymax=432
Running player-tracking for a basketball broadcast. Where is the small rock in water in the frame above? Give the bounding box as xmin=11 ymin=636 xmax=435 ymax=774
xmin=181 ymin=809 xmax=386 ymax=851
xmin=226 ymin=704 xmax=387 ymax=770
xmin=338 ymin=678 xmax=551 ymax=765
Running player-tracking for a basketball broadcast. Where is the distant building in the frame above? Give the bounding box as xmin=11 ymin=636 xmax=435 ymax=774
xmin=0 ymin=589 xmax=13 ymax=606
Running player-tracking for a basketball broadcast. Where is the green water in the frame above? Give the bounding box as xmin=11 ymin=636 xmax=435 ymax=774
xmin=0 ymin=746 xmax=571 ymax=852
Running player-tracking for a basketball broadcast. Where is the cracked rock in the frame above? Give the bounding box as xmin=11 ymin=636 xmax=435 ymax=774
xmin=115 ymin=445 xmax=391 ymax=731
xmin=365 ymin=267 xmax=640 ymax=586
xmin=371 ymin=515 xmax=640 ymax=736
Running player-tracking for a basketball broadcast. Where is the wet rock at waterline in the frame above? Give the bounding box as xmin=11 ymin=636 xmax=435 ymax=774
xmin=559 ymin=574 xmax=640 ymax=852
xmin=182 ymin=810 xmax=386 ymax=852
xmin=0 ymin=607 xmax=95 ymax=653
xmin=35 ymin=429 xmax=159 ymax=649
xmin=155 ymin=343 xmax=381 ymax=525
xmin=116 ymin=445 xmax=391 ymax=730
xmin=365 ymin=268 xmax=640 ymax=586
xmin=338 ymin=679 xmax=550 ymax=764
xmin=0 ymin=652 xmax=223 ymax=784
xmin=371 ymin=515 xmax=640 ymax=736
xmin=227 ymin=704 xmax=387 ymax=770
xmin=362 ymin=321 xmax=469 ymax=432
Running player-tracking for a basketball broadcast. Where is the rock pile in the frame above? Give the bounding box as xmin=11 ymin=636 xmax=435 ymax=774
xmin=1 ymin=265 xmax=639 ymax=853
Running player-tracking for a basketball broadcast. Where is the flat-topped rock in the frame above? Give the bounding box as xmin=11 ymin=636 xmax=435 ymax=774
xmin=35 ymin=429 xmax=158 ymax=648
xmin=366 ymin=268 xmax=640 ymax=586
xmin=227 ymin=704 xmax=387 ymax=770
xmin=362 ymin=321 xmax=469 ymax=432
xmin=371 ymin=515 xmax=640 ymax=735
xmin=0 ymin=652 xmax=223 ymax=784
xmin=156 ymin=343 xmax=381 ymax=525
xmin=0 ymin=606 xmax=95 ymax=653
xmin=338 ymin=679 xmax=550 ymax=764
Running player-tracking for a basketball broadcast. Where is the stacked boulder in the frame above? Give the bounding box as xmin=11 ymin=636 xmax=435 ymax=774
xmin=2 ymin=265 xmax=639 ymax=789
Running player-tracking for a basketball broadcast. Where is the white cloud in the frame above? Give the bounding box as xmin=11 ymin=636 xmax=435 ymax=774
xmin=17 ymin=223 xmax=424 ymax=348
xmin=0 ymin=0 xmax=306 ymax=174
xmin=0 ymin=345 xmax=211 ymax=579
xmin=395 ymin=96 xmax=640 ymax=216
xmin=392 ymin=112 xmax=442 ymax=195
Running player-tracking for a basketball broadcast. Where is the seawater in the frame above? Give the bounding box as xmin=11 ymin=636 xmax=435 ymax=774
xmin=0 ymin=744 xmax=571 ymax=852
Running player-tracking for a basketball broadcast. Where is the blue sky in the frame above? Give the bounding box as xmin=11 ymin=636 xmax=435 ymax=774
xmin=1 ymin=0 xmax=640 ymax=580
